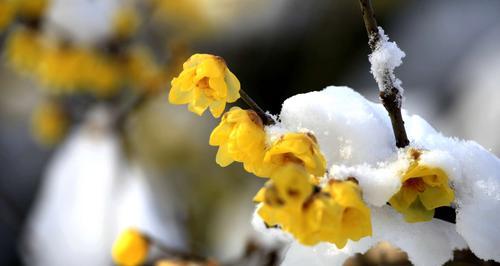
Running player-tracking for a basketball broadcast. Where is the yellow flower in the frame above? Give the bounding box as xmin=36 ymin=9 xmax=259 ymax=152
xmin=389 ymin=161 xmax=455 ymax=223
xmin=321 ymin=180 xmax=372 ymax=247
xmin=209 ymin=107 xmax=269 ymax=176
xmin=6 ymin=28 xmax=43 ymax=73
xmin=256 ymin=163 xmax=313 ymax=228
xmin=0 ymin=0 xmax=15 ymax=31
xmin=31 ymin=101 xmax=68 ymax=146
xmin=169 ymin=54 xmax=240 ymax=118
xmin=256 ymin=178 xmax=371 ymax=248
xmin=264 ymin=133 xmax=326 ymax=177
xmin=36 ymin=46 xmax=87 ymax=92
xmin=112 ymin=228 xmax=150 ymax=266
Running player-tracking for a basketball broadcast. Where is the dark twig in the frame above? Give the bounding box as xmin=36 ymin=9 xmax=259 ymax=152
xmin=358 ymin=0 xmax=409 ymax=148
xmin=239 ymin=89 xmax=274 ymax=125
xmin=148 ymin=235 xmax=208 ymax=263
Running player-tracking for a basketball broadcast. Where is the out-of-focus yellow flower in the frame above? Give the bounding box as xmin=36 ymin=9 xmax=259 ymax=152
xmin=125 ymin=47 xmax=166 ymax=94
xmin=113 ymin=7 xmax=140 ymax=39
xmin=36 ymin=46 xmax=121 ymax=96
xmin=0 ymin=0 xmax=15 ymax=31
xmin=6 ymin=28 xmax=43 ymax=73
xmin=257 ymin=178 xmax=371 ymax=248
xmin=81 ymin=53 xmax=122 ymax=97
xmin=209 ymin=107 xmax=270 ymax=176
xmin=112 ymin=228 xmax=150 ymax=266
xmin=17 ymin=0 xmax=49 ymax=19
xmin=36 ymin=46 xmax=87 ymax=92
xmin=31 ymin=101 xmax=68 ymax=146
xmin=264 ymin=133 xmax=326 ymax=177
xmin=389 ymin=162 xmax=455 ymax=223
xmin=169 ymin=54 xmax=240 ymax=118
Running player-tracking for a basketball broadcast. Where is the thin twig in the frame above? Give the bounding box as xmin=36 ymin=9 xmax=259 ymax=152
xmin=148 ymin=235 xmax=208 ymax=263
xmin=358 ymin=0 xmax=409 ymax=148
xmin=239 ymin=89 xmax=274 ymax=125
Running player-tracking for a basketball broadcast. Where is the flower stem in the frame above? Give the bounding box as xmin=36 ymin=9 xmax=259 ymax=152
xmin=239 ymin=89 xmax=274 ymax=125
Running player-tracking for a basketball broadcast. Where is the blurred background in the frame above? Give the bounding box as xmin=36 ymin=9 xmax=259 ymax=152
xmin=1 ymin=0 xmax=500 ymax=265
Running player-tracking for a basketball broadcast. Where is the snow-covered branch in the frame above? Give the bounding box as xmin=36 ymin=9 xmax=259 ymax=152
xmin=358 ymin=0 xmax=409 ymax=148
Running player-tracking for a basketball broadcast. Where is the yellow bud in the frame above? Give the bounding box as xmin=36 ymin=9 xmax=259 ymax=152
xmin=112 ymin=228 xmax=150 ymax=266
xmin=169 ymin=54 xmax=240 ymax=118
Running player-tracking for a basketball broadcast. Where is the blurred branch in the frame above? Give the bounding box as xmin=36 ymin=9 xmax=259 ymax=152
xmin=358 ymin=0 xmax=409 ymax=148
xmin=239 ymin=89 xmax=274 ymax=125
xmin=113 ymin=92 xmax=148 ymax=132
xmin=148 ymin=235 xmax=208 ymax=263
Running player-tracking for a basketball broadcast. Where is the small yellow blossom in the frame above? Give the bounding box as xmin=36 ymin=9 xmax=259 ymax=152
xmin=264 ymin=132 xmax=326 ymax=177
xmin=0 ymin=0 xmax=15 ymax=31
xmin=113 ymin=7 xmax=140 ymax=39
xmin=31 ymin=101 xmax=68 ymax=146
xmin=209 ymin=107 xmax=270 ymax=176
xmin=389 ymin=161 xmax=455 ymax=223
xmin=169 ymin=54 xmax=240 ymax=118
xmin=112 ymin=228 xmax=150 ymax=266
xmin=255 ymin=163 xmax=313 ymax=228
xmin=6 ymin=28 xmax=43 ymax=73
xmin=257 ymin=178 xmax=371 ymax=248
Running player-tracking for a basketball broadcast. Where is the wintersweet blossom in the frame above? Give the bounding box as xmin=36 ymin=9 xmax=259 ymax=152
xmin=389 ymin=160 xmax=455 ymax=223
xmin=254 ymin=163 xmax=313 ymax=228
xmin=169 ymin=54 xmax=240 ymax=118
xmin=209 ymin=107 xmax=270 ymax=176
xmin=256 ymin=167 xmax=371 ymax=248
xmin=264 ymin=132 xmax=326 ymax=177
xmin=112 ymin=228 xmax=150 ymax=266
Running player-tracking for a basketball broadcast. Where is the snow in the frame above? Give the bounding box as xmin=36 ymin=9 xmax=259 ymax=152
xmin=257 ymin=86 xmax=500 ymax=265
xmin=368 ymin=27 xmax=406 ymax=96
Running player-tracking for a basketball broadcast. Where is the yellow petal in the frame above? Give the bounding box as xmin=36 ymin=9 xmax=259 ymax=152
xmin=225 ymin=69 xmax=241 ymax=102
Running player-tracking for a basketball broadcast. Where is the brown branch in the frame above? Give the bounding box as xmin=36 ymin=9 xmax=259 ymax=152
xmin=358 ymin=0 xmax=409 ymax=148
xmin=239 ymin=89 xmax=274 ymax=125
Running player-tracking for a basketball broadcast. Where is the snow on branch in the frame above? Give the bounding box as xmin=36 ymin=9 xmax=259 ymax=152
xmin=358 ymin=0 xmax=409 ymax=148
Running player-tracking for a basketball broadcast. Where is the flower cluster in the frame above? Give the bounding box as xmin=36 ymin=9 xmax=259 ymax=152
xmin=168 ymin=54 xmax=379 ymax=249
xmin=166 ymin=55 xmax=461 ymax=254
